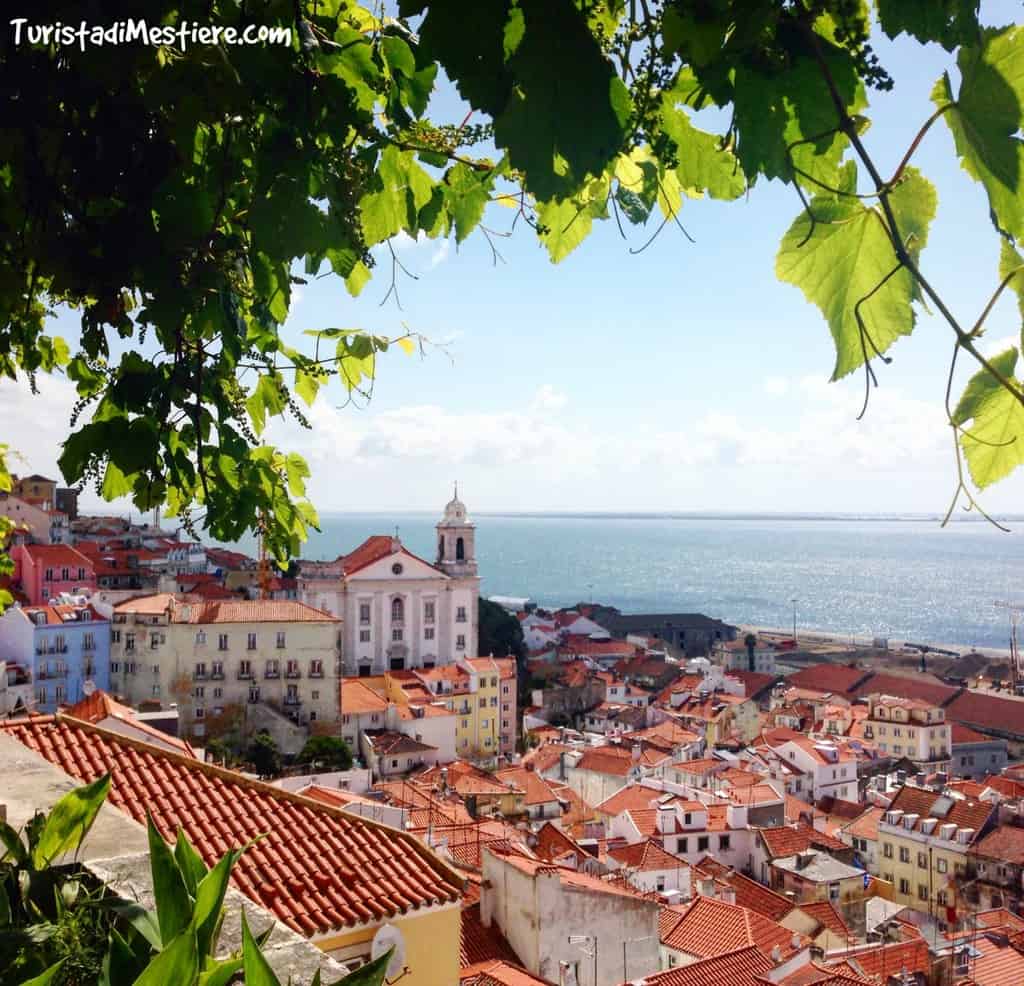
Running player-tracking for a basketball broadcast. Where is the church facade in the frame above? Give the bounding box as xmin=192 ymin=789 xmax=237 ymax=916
xmin=296 ymin=490 xmax=480 ymax=676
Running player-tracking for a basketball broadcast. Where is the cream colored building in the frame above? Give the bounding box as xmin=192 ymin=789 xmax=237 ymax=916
xmin=297 ymin=490 xmax=480 ymax=675
xmin=862 ymin=693 xmax=952 ymax=772
xmin=107 ymin=594 xmax=341 ymax=738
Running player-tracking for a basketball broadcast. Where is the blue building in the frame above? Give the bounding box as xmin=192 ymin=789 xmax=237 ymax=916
xmin=0 ymin=596 xmax=111 ymax=712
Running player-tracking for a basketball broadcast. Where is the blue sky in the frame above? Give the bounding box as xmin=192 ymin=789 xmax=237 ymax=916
xmin=7 ymin=1 xmax=1024 ymax=518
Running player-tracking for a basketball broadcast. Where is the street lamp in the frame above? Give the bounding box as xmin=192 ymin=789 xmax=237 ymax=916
xmin=791 ymin=598 xmax=798 ymax=643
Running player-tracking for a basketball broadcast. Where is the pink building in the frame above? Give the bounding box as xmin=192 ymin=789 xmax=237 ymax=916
xmin=13 ymin=543 xmax=97 ymax=605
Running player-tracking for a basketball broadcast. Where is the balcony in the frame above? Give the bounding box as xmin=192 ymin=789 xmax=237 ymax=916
xmin=284 ymin=694 xmax=302 ymax=706
xmin=193 ymin=671 xmax=208 ymax=681
xmin=264 ymin=669 xmax=281 ymax=679
xmin=237 ymin=670 xmax=253 ymax=681
xmin=285 ymin=669 xmax=301 ymax=680
xmin=308 ymin=668 xmax=324 ymax=679
xmin=210 ymin=669 xmax=225 ymax=681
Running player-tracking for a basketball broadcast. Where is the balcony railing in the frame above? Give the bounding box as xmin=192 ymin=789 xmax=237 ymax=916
xmin=308 ymin=668 xmax=324 ymax=678
xmin=210 ymin=669 xmax=224 ymax=680
xmin=285 ymin=669 xmax=301 ymax=679
xmin=237 ymin=670 xmax=253 ymax=681
xmin=284 ymin=694 xmax=302 ymax=706
xmin=193 ymin=671 xmax=208 ymax=681
xmin=264 ymin=669 xmax=280 ymax=679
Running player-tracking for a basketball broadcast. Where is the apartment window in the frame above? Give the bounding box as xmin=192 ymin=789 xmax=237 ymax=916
xmin=150 ymin=634 xmax=160 ymax=650
xmin=697 ymin=837 xmax=709 ymax=853
xmin=955 ymin=863 xmax=966 ymax=877
xmin=479 ymin=697 xmax=486 ymax=709
xmin=286 ymin=660 xmax=299 ymax=677
xmin=309 ymin=711 xmax=317 ymax=721
xmin=391 ymin=597 xmax=404 ymax=622
xmin=111 ymin=630 xmax=121 ymax=643
xmin=462 ymin=719 xmax=469 ymax=730
xmin=456 ymin=606 xmax=467 ymax=623
xmin=424 ymin=628 xmax=434 ymax=641
xmin=342 ymin=715 xmax=350 ymax=725
xmin=44 ymin=568 xmax=53 ymax=581
xmin=276 ymin=631 xmax=286 ymax=649
xmin=883 ymin=842 xmax=893 ymax=859
xmin=213 ymin=687 xmax=222 ymax=699
xmin=502 ymin=720 xmax=510 ymax=729
xmin=899 ymin=847 xmax=910 ymax=863
xmin=211 ymin=660 xmax=223 ymax=678
xmin=677 ymin=838 xmax=688 ymax=854
xmin=424 ymin=601 xmax=435 ymax=623
xmin=125 ymin=633 xmax=136 ymax=652
xmin=360 ymin=630 xmax=371 ymax=643
xmin=36 ymin=686 xmax=47 ymax=705
xmin=195 ymin=707 xmax=205 ymax=719
xmin=937 ymin=891 xmax=948 ymax=907
xmin=392 ymin=629 xmax=403 ymax=642
xmin=456 ymin=634 xmax=466 ymax=650
xmin=151 ymin=684 xmax=161 ymax=697
xmin=196 ymin=630 xmax=206 ymax=644
xmin=312 ymin=690 xmax=319 ymax=701
xmin=719 ymin=835 xmax=731 ymax=851
xmin=61 ymin=567 xmax=69 ymax=580
xmin=937 ymin=858 xmax=948 ymax=874
xmin=310 ymin=659 xmax=323 ymax=677
xmin=218 ymin=634 xmax=228 ymax=651
xmin=110 ymin=661 xmax=120 ymax=674
xmin=195 ymin=662 xmax=207 ymax=678
xmin=194 ymin=686 xmax=205 ymax=699
xmin=83 ymin=632 xmax=95 ymax=651
xmin=503 ymin=684 xmax=510 ymax=694
xmin=482 ymin=719 xmax=489 ymax=729
xmin=918 ymin=885 xmax=929 ymax=902
xmin=248 ymin=686 xmax=260 ymax=703
xmin=370 ymin=713 xmax=379 ymax=724
xmin=239 ymin=659 xmax=252 ymax=678
xmin=359 ymin=603 xmax=371 ymax=625
xmin=899 ymin=878 xmax=910 ymax=895
xmin=265 ymin=660 xmax=279 ymax=678
xmin=918 ymin=852 xmax=928 ymax=869
xmin=247 ymin=632 xmax=257 ymax=650
xmin=54 ymin=685 xmax=65 ymax=703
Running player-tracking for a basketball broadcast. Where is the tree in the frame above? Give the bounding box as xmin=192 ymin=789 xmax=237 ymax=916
xmin=247 ymin=731 xmax=281 ymax=779
xmin=2 ymin=0 xmax=1023 ymax=593
xmin=478 ymin=597 xmax=526 ymax=661
xmin=297 ymin=734 xmax=354 ymax=770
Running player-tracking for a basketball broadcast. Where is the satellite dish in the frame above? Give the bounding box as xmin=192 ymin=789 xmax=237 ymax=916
xmin=82 ymin=679 xmax=96 ymax=696
xmin=371 ymin=923 xmax=406 ymax=977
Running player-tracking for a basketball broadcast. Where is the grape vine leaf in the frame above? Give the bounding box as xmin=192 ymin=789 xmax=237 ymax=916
xmin=936 ymin=26 xmax=1024 ymax=242
xmin=876 ymin=0 xmax=981 ymax=51
xmin=953 ymin=347 xmax=1024 ymax=487
xmin=660 ymin=96 xmax=746 ymax=201
xmin=999 ymin=233 xmax=1024 ymax=330
xmin=538 ymin=176 xmax=610 ymax=263
xmin=775 ymin=166 xmax=937 ymax=380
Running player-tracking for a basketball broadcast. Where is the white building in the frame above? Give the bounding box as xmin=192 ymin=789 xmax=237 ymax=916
xmin=770 ymin=736 xmax=858 ymax=802
xmin=298 ymin=489 xmax=480 ymax=675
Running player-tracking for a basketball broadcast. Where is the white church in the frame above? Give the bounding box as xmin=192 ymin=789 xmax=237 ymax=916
xmin=297 ymin=488 xmax=481 ymax=676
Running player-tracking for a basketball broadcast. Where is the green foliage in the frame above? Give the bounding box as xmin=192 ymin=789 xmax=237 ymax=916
xmin=478 ymin=597 xmax=526 ymax=662
xmin=1 ymin=775 xmax=388 ymax=985
xmin=2 ymin=0 xmax=1024 ymax=573
xmin=296 ymin=735 xmax=354 ymax=770
xmin=247 ymin=733 xmax=281 ymax=779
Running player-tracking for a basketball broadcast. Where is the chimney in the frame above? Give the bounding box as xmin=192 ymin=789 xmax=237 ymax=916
xmin=656 ymin=805 xmax=676 ymax=835
xmin=770 ymin=945 xmax=782 ymax=963
xmin=720 ymin=886 xmax=736 ymax=905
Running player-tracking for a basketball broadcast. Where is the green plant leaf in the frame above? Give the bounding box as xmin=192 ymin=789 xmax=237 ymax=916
xmin=17 ymin=959 xmax=66 ymax=986
xmin=876 ymin=0 xmax=981 ymax=51
xmin=775 ymin=166 xmax=937 ymax=380
xmin=332 ymin=946 xmax=392 ymax=986
xmin=32 ymin=773 xmax=111 ymax=867
xmin=998 ymin=238 xmax=1024 ymax=330
xmin=132 ymin=927 xmax=198 ymax=986
xmin=146 ymin=814 xmax=192 ymax=947
xmin=443 ymin=163 xmax=491 ymax=243
xmin=953 ymin=348 xmax=1024 ymax=487
xmin=241 ymin=909 xmax=281 ymax=986
xmin=660 ymin=98 xmax=745 ymax=201
xmin=92 ymin=897 xmax=163 ymax=950
xmin=174 ymin=828 xmax=208 ymax=898
xmin=0 ymin=819 xmax=28 ymax=865
xmin=193 ymin=850 xmax=241 ymax=961
xmin=937 ymin=26 xmax=1024 ymax=241
xmin=101 ymin=927 xmax=144 ymax=986
xmin=198 ymin=956 xmax=244 ymax=986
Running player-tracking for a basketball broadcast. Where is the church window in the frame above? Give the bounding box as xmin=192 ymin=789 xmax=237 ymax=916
xmin=392 ymin=629 xmax=403 ymax=642
xmin=359 ymin=630 xmax=371 ymax=642
xmin=359 ymin=603 xmax=371 ymax=625
xmin=438 ymin=536 xmax=444 ymax=560
xmin=456 ymin=606 xmax=467 ymax=623
xmin=391 ymin=597 xmax=404 ymax=623
xmin=456 ymin=634 xmax=466 ymax=650
xmin=425 ymin=628 xmax=434 ymax=640
xmin=391 ymin=562 xmax=403 ymax=575
xmin=424 ymin=601 xmax=435 ymax=623
xmin=456 ymin=537 xmax=465 ymax=561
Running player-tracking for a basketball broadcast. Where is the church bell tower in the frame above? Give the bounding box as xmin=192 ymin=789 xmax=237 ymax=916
xmin=436 ymin=484 xmax=477 ymax=577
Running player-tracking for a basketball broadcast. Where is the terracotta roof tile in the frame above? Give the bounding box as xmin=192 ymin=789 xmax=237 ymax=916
xmin=493 ymin=766 xmax=560 ymax=806
xmin=724 ymin=871 xmax=794 ymax=922
xmin=641 ymin=945 xmax=773 ymax=986
xmin=609 ymin=839 xmax=690 ymax=873
xmin=1 ymin=714 xmax=461 ymax=934
xmin=760 ymin=823 xmax=847 ymax=858
xmin=972 ymin=826 xmax=1024 ymax=865
xmin=460 ymin=903 xmax=521 ymax=968
xmin=886 ymin=784 xmax=994 ymax=840
xmin=459 ymin=959 xmax=549 ymax=985
xmin=660 ymin=896 xmax=805 ymax=961
xmin=595 ymin=784 xmax=662 ymax=817
xmin=830 ymin=940 xmax=930 ymax=982
xmin=798 ymin=900 xmax=851 ymax=938
xmin=785 ymin=665 xmax=871 ymax=694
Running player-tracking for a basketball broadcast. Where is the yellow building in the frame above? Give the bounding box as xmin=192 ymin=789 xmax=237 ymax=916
xmin=415 ymin=657 xmax=509 ymax=760
xmin=877 ymin=784 xmax=996 ymax=921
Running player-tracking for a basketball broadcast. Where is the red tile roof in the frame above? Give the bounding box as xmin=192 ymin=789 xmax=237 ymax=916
xmin=660 ymin=895 xmax=805 ymax=961
xmin=849 ymin=672 xmax=958 ymax=707
xmin=641 ymin=945 xmax=773 ymax=986
xmin=951 ymin=723 xmax=996 ymax=744
xmin=340 ymin=679 xmax=389 ymax=715
xmin=760 ymin=823 xmax=848 ymax=858
xmin=20 ymin=543 xmax=96 ymax=570
xmin=946 ymin=691 xmax=1024 ymax=739
xmin=842 ymin=806 xmax=883 ymax=842
xmin=113 ymin=595 xmax=339 ymax=623
xmin=609 ymin=839 xmax=691 ymax=873
xmin=595 ymin=783 xmax=661 ymax=817
xmin=831 ymin=940 xmax=930 ymax=982
xmin=785 ymin=665 xmax=871 ymax=694
xmin=972 ymin=825 xmax=1024 ymax=865
xmin=493 ymin=766 xmax=560 ymax=806
xmin=459 ymin=959 xmax=548 ymax=985
xmin=886 ymin=784 xmax=994 ymax=841
xmin=338 ymin=536 xmax=442 ymax=578
xmin=2 ymin=714 xmax=462 ymax=934
xmin=460 ymin=903 xmax=521 ymax=968
xmin=724 ymin=871 xmax=794 ymax=922
xmin=67 ymin=691 xmax=195 ymax=758
xmin=799 ymin=900 xmax=851 ymax=938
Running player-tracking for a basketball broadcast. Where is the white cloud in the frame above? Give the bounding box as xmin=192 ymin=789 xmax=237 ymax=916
xmin=531 ymin=384 xmax=569 ymax=412
xmin=764 ymin=376 xmax=789 ymax=396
